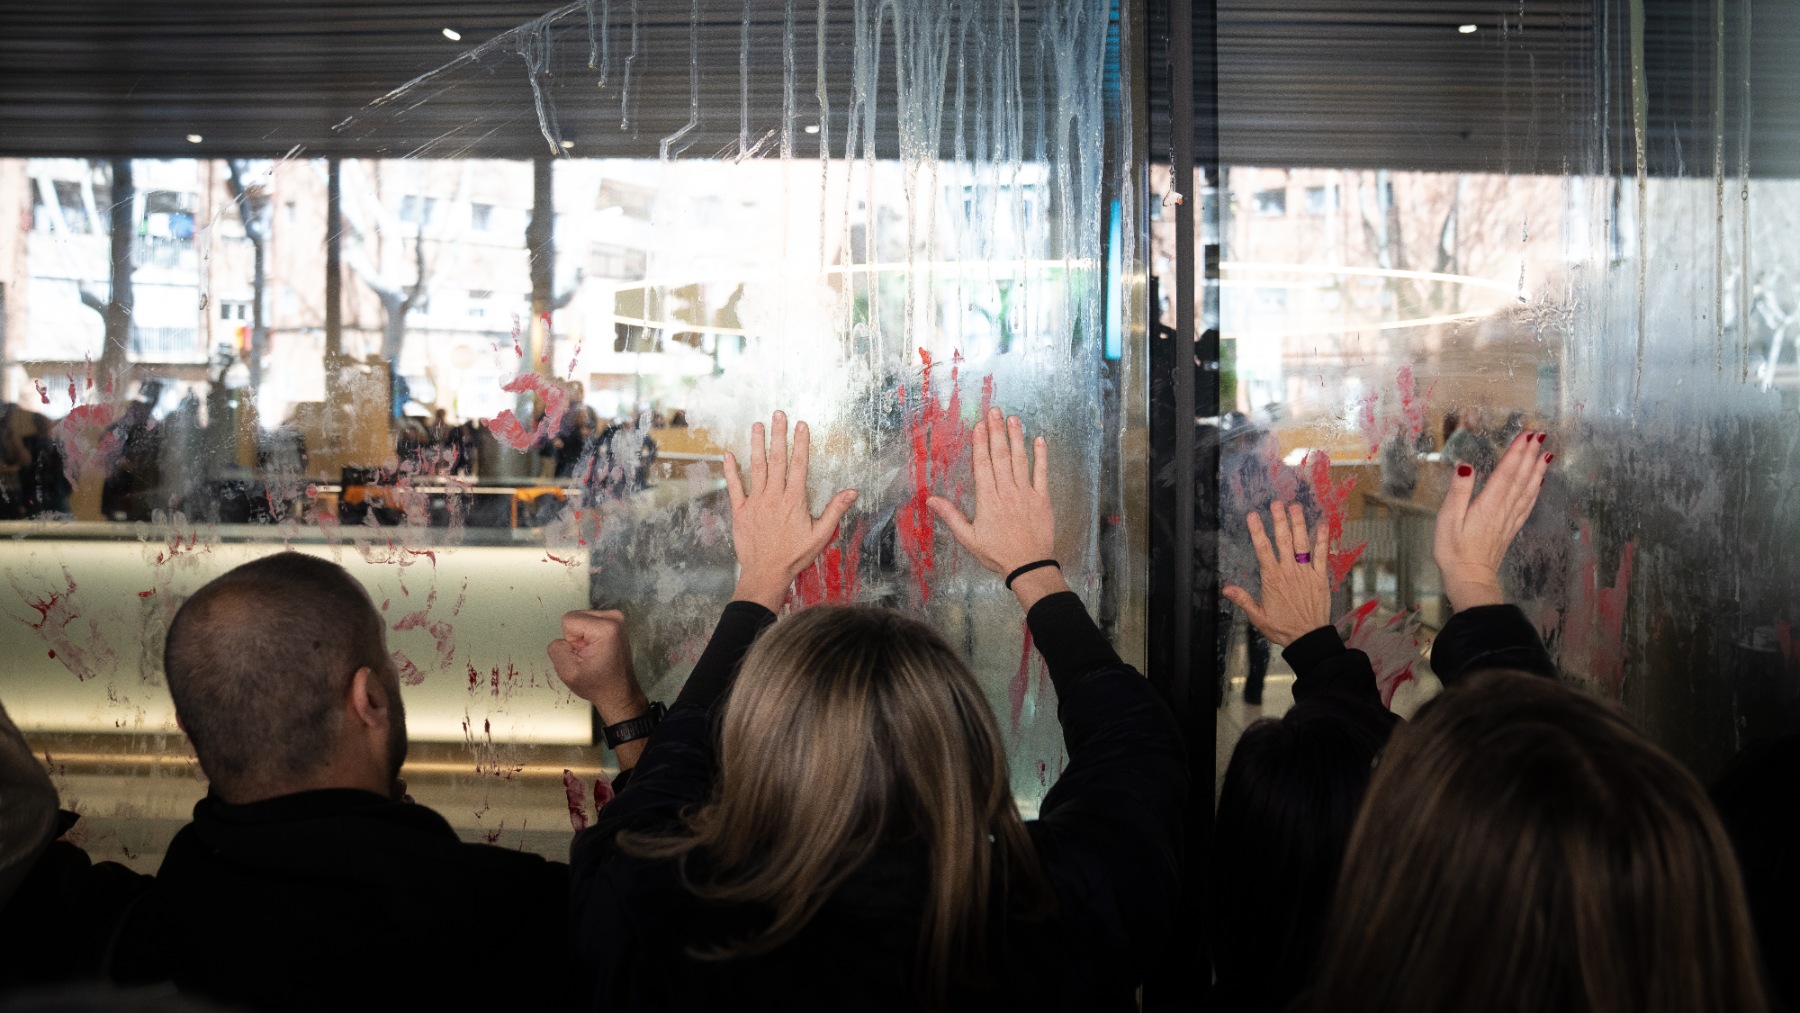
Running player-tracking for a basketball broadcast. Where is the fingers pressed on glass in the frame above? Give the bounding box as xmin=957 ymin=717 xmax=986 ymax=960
xmin=723 ymin=451 xmax=746 ymax=506
xmin=768 ymin=412 xmax=789 ymax=488
xmin=1497 ymin=436 xmax=1546 ymax=517
xmin=1222 ymin=585 xmax=1265 ymax=625
xmin=790 ymin=421 xmax=811 ymax=494
xmin=1312 ymin=516 xmax=1330 ymax=573
xmin=748 ymin=422 xmax=767 ymax=494
xmin=817 ymin=490 xmax=857 ymax=540
xmin=1246 ymin=511 xmax=1279 ymax=572
xmin=1269 ymin=502 xmax=1296 ymax=561
xmin=1440 ymin=465 xmax=1475 ymax=525
xmin=1031 ymin=436 xmax=1049 ymax=493
xmin=1286 ymin=503 xmax=1310 ymax=564
xmin=1006 ymin=416 xmax=1032 ymax=489
xmin=970 ymin=418 xmax=997 ymax=495
xmin=1507 ymin=454 xmax=1552 ymax=532
xmin=986 ymin=408 xmax=1012 ymax=487
xmin=1492 ymin=431 xmax=1535 ymax=488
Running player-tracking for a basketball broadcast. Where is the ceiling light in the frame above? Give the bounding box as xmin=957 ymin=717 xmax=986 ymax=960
xmin=1458 ymin=24 xmax=1478 ymax=34
xmin=442 ymin=27 xmax=462 ymax=41
xmin=803 ymin=124 xmax=820 ymax=135
xmin=186 ymin=134 xmax=203 ymax=144
xmin=561 ymin=139 xmax=575 ymax=149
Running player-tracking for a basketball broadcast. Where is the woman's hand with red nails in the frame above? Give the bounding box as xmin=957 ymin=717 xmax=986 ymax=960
xmin=1433 ymin=429 xmax=1553 ymax=611
xmin=1221 ymin=501 xmax=1332 ymax=647
xmin=721 ymin=411 xmax=859 ymax=611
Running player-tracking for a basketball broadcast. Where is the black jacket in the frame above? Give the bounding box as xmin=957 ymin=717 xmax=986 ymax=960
xmin=569 ymin=593 xmax=1188 ymax=1012
xmin=1208 ymin=604 xmax=1557 ymax=1013
xmin=109 ymin=788 xmax=571 ymax=1012
xmin=1280 ymin=603 xmax=1558 ymax=710
xmin=0 ymin=822 xmax=152 ymax=991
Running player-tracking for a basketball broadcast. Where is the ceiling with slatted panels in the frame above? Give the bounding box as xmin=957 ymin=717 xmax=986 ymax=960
xmin=0 ymin=2 xmax=1792 ymax=173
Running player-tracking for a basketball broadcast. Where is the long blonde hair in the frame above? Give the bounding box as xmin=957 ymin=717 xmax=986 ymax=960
xmin=621 ymin=605 xmax=1053 ymax=999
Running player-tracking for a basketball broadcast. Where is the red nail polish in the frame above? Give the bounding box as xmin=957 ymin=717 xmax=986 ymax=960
xmin=1537 ymin=432 xmax=1547 ymax=443
xmin=1456 ymin=464 xmax=1473 ymax=477
xmin=1544 ymin=453 xmax=1554 ymax=463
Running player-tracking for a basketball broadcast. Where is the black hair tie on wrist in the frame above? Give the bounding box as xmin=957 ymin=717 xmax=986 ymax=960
xmin=1005 ymin=559 xmax=1061 ymax=590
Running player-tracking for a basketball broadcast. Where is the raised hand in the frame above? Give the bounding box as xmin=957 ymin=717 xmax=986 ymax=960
xmin=1221 ymin=502 xmax=1331 ymax=647
xmin=548 ymin=609 xmax=650 ymax=768
xmin=722 ymin=411 xmax=859 ymax=612
xmin=1434 ymin=429 xmax=1553 ymax=611
xmin=548 ymin=610 xmax=643 ymax=717
xmin=927 ymin=408 xmax=1066 ymax=610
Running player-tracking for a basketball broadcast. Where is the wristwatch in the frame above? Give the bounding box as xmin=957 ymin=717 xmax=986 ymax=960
xmin=603 ymin=701 xmax=666 ymax=749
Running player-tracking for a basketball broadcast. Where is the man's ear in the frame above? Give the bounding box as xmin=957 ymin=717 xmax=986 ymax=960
xmin=347 ymin=666 xmax=390 ymax=730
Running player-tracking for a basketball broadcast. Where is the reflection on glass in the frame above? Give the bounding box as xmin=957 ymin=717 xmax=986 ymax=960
xmin=0 ymin=0 xmax=1132 ymax=868
xmin=1219 ymin=152 xmax=1796 ymax=779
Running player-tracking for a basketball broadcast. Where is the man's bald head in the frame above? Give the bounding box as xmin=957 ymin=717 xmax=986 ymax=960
xmin=165 ymin=552 xmax=400 ymax=799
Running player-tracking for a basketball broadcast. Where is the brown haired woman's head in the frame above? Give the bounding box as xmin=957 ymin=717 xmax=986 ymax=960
xmin=1311 ymin=670 xmax=1767 ymax=1013
xmin=623 ymin=605 xmax=1048 ymax=998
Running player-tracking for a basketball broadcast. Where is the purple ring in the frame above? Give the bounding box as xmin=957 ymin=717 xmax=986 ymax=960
xmin=1294 ymin=552 xmax=1313 ymax=564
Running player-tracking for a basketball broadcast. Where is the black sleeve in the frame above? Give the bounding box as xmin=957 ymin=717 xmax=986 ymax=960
xmin=1025 ymin=592 xmax=1188 ymax=980
xmin=1430 ymin=604 xmax=1556 ymax=687
xmin=574 ymin=600 xmax=776 ymax=854
xmin=1025 ymin=590 xmax=1123 ymax=683
xmin=1281 ymin=625 xmax=1385 ymax=712
xmin=568 ymin=601 xmax=777 ymax=1005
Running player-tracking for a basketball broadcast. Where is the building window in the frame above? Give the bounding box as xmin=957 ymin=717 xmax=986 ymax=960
xmin=470 ymin=203 xmax=493 ymax=232
xmin=399 ymin=195 xmax=438 ymax=226
xmin=596 ymin=180 xmax=656 ymax=220
xmin=468 ymin=290 xmax=494 ymax=319
xmin=51 ymin=180 xmax=93 ymax=233
xmin=1304 ymin=185 xmax=1338 ymax=216
xmin=1252 ymin=188 xmax=1288 ymax=217
xmin=219 ymin=300 xmax=251 ymax=322
xmin=145 ymin=190 xmax=197 ymax=241
xmin=589 ymin=243 xmax=648 ymax=280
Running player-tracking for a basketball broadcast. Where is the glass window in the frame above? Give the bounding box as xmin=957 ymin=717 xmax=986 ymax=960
xmin=588 ymin=242 xmax=647 ymax=280
xmin=398 ymin=194 xmax=437 ymax=226
xmin=595 ymin=179 xmax=655 ymax=220
xmin=1252 ymin=187 xmax=1288 ymax=217
xmin=1216 ymin=3 xmax=1796 ymax=788
xmin=0 ymin=0 xmax=1138 ymax=866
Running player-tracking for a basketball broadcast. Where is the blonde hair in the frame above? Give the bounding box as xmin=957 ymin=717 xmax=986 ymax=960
xmin=621 ymin=605 xmax=1053 ymax=1000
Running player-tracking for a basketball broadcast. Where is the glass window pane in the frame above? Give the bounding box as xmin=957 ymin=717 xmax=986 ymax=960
xmin=0 ymin=0 xmax=1136 ymax=866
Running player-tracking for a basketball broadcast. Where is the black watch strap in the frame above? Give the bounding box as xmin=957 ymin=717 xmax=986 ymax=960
xmin=603 ymin=701 xmax=666 ymax=749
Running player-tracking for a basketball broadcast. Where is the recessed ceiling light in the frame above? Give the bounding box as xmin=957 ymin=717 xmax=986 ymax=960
xmin=442 ymin=27 xmax=462 ymax=41
xmin=186 ymin=134 xmax=203 ymax=144
xmin=561 ymin=139 xmax=575 ymax=149
xmin=1458 ymin=23 xmax=1478 ymax=34
xmin=803 ymin=124 xmax=820 ymax=135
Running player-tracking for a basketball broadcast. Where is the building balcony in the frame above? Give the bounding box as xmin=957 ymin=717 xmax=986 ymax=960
xmin=128 ymin=324 xmax=206 ymax=363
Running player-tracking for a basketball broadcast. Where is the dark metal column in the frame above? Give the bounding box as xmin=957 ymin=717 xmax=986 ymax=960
xmin=325 ymin=158 xmax=343 ymax=363
xmin=1144 ymin=0 xmax=1209 ymax=1007
xmin=99 ymin=158 xmax=134 ymax=382
xmin=1170 ymin=0 xmax=1197 ymax=713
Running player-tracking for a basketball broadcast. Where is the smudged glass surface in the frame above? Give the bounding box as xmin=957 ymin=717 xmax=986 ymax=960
xmin=0 ymin=0 xmax=1134 ymax=868
xmin=1216 ymin=3 xmax=1800 ymax=785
